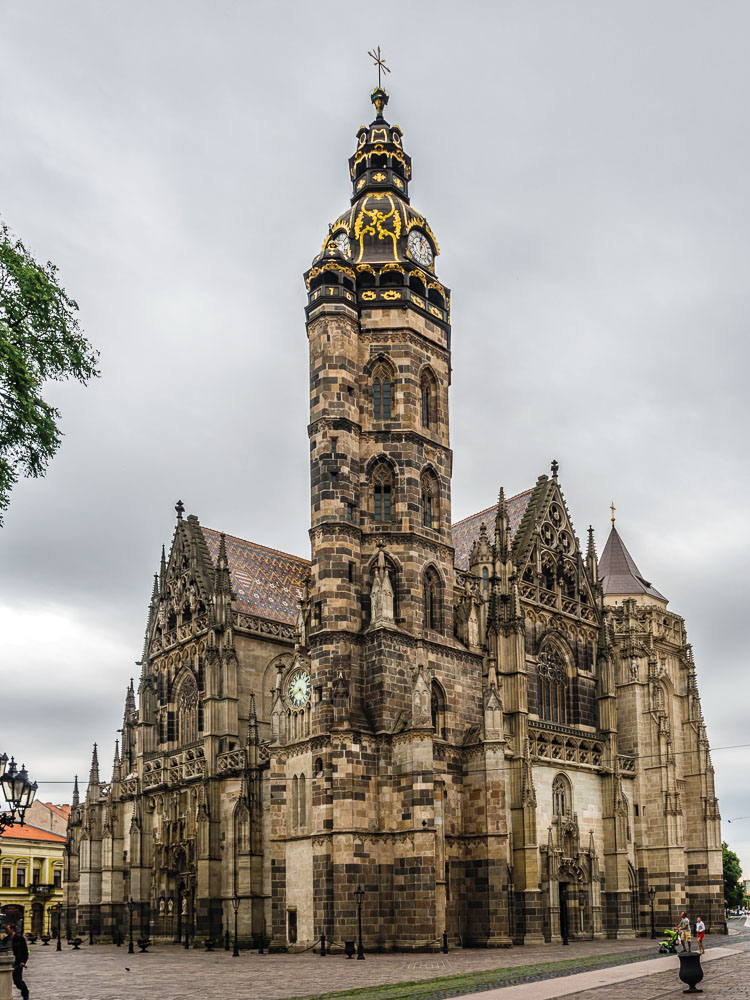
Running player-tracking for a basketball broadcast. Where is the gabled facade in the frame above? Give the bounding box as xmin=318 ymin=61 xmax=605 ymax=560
xmin=65 ymin=85 xmax=722 ymax=950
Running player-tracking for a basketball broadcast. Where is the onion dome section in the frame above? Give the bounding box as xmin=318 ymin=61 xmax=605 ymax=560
xmin=304 ymin=88 xmax=450 ymax=330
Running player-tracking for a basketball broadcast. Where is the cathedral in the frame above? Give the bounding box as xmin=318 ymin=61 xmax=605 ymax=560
xmin=64 ymin=83 xmax=723 ymax=951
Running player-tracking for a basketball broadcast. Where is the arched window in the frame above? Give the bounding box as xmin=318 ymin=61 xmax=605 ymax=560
xmin=291 ymin=775 xmax=298 ymax=831
xmin=420 ymin=471 xmax=439 ymax=529
xmin=541 ymin=557 xmax=556 ymax=592
xmin=537 ymin=650 xmax=568 ymax=725
xmin=431 ymin=680 xmax=446 ymax=738
xmin=552 ymin=773 xmax=571 ymax=818
xmin=423 ymin=567 xmax=441 ymax=632
xmin=176 ymin=672 xmax=199 ymax=746
xmin=298 ymin=775 xmax=306 ymax=830
xmin=420 ymin=368 xmax=437 ymax=429
xmin=373 ymin=464 xmax=393 ymax=522
xmin=372 ymin=365 xmax=392 ymax=420
xmin=482 ymin=567 xmax=489 ymax=589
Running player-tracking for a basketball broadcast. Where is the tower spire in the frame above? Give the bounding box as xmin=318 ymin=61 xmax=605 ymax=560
xmin=72 ymin=774 xmax=80 ymax=809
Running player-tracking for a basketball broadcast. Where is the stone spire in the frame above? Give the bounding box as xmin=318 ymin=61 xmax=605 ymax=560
xmin=72 ymin=774 xmax=79 ymax=809
xmin=586 ymin=525 xmax=598 ymax=584
xmin=159 ymin=544 xmax=167 ymax=596
xmin=599 ymin=525 xmax=667 ymax=602
xmin=111 ymin=739 xmax=121 ymax=783
xmin=495 ymin=487 xmax=511 ymax=561
xmin=86 ymin=743 xmax=100 ymax=802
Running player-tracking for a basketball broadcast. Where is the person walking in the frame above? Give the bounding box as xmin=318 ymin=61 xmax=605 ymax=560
xmin=695 ymin=916 xmax=705 ymax=954
xmin=675 ymin=911 xmax=692 ymax=953
xmin=3 ymin=923 xmax=30 ymax=1000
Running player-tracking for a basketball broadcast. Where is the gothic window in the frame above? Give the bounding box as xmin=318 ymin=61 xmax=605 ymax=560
xmin=176 ymin=672 xmax=199 ymax=746
xmin=431 ymin=680 xmax=446 ymax=738
xmin=373 ymin=464 xmax=393 ymax=522
xmin=421 ymin=471 xmax=438 ymax=529
xmin=541 ymin=557 xmax=556 ymax=592
xmin=372 ymin=365 xmax=392 ymax=420
xmin=298 ymin=774 xmax=306 ymax=830
xmin=537 ymin=650 xmax=568 ymax=725
xmin=422 ymin=567 xmax=441 ymax=632
xmin=420 ymin=368 xmax=437 ymax=429
xmin=291 ymin=775 xmax=298 ymax=831
xmin=482 ymin=567 xmax=489 ymax=589
xmin=552 ymin=773 xmax=571 ymax=818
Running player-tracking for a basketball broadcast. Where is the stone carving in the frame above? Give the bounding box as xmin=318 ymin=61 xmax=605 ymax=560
xmin=370 ymin=545 xmax=394 ymax=625
xmin=411 ymin=665 xmax=432 ymax=727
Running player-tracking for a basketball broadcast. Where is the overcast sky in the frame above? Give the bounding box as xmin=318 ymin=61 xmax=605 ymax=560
xmin=2 ymin=2 xmax=749 ymax=873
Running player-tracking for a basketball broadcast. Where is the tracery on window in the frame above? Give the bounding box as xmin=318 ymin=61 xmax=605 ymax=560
xmin=552 ymin=773 xmax=571 ymax=818
xmin=373 ymin=463 xmax=393 ymax=522
xmin=423 ymin=567 xmax=441 ymax=632
xmin=372 ymin=364 xmax=393 ymax=420
xmin=537 ymin=650 xmax=568 ymax=725
xmin=420 ymin=470 xmax=438 ymax=529
xmin=420 ymin=368 xmax=437 ymax=429
xmin=177 ymin=672 xmax=199 ymax=745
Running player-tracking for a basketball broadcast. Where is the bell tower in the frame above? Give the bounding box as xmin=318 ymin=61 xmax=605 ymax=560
xmin=304 ymin=83 xmax=455 ymax=734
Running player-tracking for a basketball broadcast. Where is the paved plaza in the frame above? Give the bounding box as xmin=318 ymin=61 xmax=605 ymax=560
xmin=15 ymin=927 xmax=748 ymax=1000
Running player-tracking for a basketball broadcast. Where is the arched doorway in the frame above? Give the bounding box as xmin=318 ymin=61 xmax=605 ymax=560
xmin=3 ymin=904 xmax=24 ymax=932
xmin=31 ymin=902 xmax=44 ymax=936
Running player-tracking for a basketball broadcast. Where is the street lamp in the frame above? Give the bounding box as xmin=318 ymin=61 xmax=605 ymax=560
xmin=0 ymin=755 xmax=38 ymax=833
xmin=127 ymin=897 xmax=135 ymax=955
xmin=232 ymin=895 xmax=240 ymax=957
xmin=56 ymin=905 xmax=62 ymax=952
xmin=354 ymin=886 xmax=365 ymax=960
xmin=648 ymin=886 xmax=656 ymax=940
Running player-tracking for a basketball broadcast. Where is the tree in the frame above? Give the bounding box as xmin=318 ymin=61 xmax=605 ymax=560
xmin=0 ymin=223 xmax=99 ymax=523
xmin=722 ymin=841 xmax=744 ymax=909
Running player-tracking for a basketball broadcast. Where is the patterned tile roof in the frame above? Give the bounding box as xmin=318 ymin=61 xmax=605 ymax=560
xmin=202 ymin=527 xmax=310 ymax=626
xmin=0 ymin=823 xmax=66 ymax=843
xmin=451 ymin=489 xmax=534 ymax=571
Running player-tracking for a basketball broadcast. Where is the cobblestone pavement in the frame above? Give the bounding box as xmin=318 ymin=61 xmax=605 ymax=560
xmin=558 ymin=943 xmax=750 ymax=1000
xmin=16 ymin=935 xmax=663 ymax=1000
xmin=16 ymin=932 xmax=744 ymax=1000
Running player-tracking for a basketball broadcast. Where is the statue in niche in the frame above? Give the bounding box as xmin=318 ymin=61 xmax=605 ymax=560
xmin=468 ymin=606 xmax=479 ymax=646
xmin=158 ymin=897 xmax=165 ymax=916
xmin=167 ymin=898 xmax=174 ymax=916
xmin=181 ymin=896 xmax=188 ymax=917
xmin=412 ymin=665 xmax=432 ymax=727
xmin=370 ymin=545 xmax=394 ymax=625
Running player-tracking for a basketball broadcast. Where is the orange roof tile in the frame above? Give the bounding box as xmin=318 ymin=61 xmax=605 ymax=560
xmin=44 ymin=803 xmax=71 ymax=820
xmin=0 ymin=823 xmax=65 ymax=844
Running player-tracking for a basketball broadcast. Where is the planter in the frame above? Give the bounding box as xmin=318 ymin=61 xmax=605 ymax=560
xmin=70 ymin=938 xmax=82 ymax=950
xmin=137 ymin=939 xmax=151 ymax=953
xmin=678 ymin=953 xmax=704 ymax=994
xmin=344 ymin=939 xmax=356 ymax=959
xmin=203 ymin=938 xmax=215 ymax=952
xmin=40 ymin=936 xmax=50 ymax=946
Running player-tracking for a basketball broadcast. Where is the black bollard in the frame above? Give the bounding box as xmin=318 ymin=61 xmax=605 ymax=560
xmin=320 ymin=932 xmax=326 ymax=957
xmin=89 ymin=927 xmax=94 ymax=946
xmin=225 ymin=929 xmax=230 ymax=951
xmin=442 ymin=930 xmax=448 ymax=953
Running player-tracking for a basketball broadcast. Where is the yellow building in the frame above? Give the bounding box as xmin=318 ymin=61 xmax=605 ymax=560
xmin=0 ymin=822 xmax=65 ymax=936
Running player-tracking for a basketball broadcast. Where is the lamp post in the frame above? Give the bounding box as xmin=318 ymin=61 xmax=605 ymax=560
xmin=0 ymin=754 xmax=38 ymax=833
xmin=354 ymin=886 xmax=365 ymax=960
xmin=232 ymin=895 xmax=240 ymax=957
xmin=56 ymin=905 xmax=62 ymax=952
xmin=127 ymin=897 xmax=135 ymax=955
xmin=648 ymin=886 xmax=656 ymax=940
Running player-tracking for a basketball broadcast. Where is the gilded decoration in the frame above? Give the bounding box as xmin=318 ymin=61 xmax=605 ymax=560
xmin=361 ymin=291 xmax=376 ymax=301
xmin=354 ymin=193 xmax=402 ymax=262
xmin=382 ymin=290 xmax=401 ymax=300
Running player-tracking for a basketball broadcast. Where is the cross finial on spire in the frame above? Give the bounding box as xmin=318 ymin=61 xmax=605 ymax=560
xmin=551 ymin=459 xmax=559 ymax=480
xmin=368 ymin=46 xmax=390 ymax=88
xmin=175 ymin=499 xmax=185 ymax=519
xmin=610 ymin=501 xmax=616 ymax=526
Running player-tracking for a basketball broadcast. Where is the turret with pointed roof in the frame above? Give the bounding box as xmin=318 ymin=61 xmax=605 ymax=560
xmin=599 ymin=525 xmax=667 ymax=602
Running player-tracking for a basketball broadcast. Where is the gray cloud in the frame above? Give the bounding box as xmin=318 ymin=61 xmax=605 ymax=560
xmin=1 ymin=1 xmax=749 ymax=868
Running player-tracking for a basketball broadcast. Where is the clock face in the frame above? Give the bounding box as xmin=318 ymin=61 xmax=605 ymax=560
xmin=288 ymin=669 xmax=311 ymax=707
xmin=333 ymin=231 xmax=349 ymax=256
xmin=407 ymin=230 xmax=433 ymax=267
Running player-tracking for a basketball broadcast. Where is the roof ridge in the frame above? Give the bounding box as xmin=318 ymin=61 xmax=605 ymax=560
xmin=202 ymin=526 xmax=310 ymax=565
xmin=0 ymin=822 xmax=66 ymax=842
xmin=451 ymin=487 xmax=534 ymax=528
